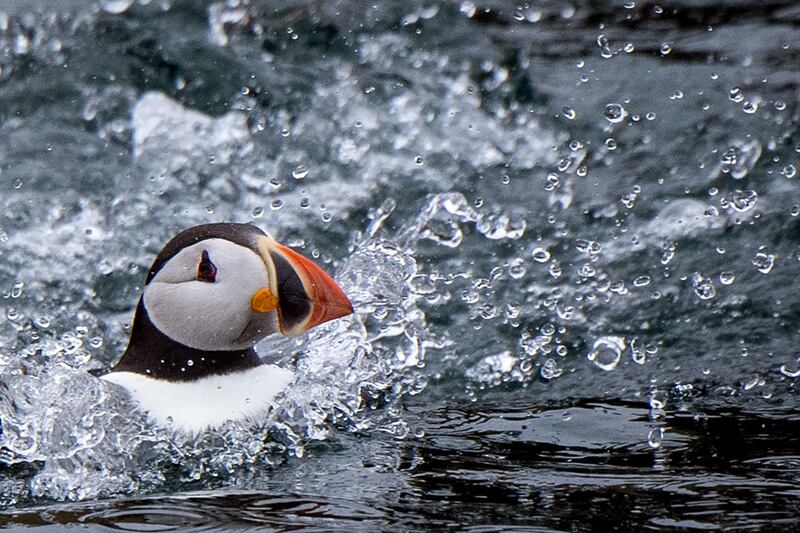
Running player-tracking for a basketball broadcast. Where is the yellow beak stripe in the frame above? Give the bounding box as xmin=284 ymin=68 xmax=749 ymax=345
xmin=251 ymin=288 xmax=278 ymax=313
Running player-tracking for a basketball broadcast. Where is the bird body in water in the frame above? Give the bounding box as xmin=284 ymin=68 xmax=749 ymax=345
xmin=102 ymin=223 xmax=353 ymax=434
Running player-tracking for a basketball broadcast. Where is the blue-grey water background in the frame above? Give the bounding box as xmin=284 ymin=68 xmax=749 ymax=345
xmin=1 ymin=0 xmax=799 ymax=530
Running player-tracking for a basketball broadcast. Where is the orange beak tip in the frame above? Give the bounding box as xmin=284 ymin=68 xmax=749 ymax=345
xmin=270 ymin=240 xmax=355 ymax=332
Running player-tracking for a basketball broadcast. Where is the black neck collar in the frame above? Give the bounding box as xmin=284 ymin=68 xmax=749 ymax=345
xmin=112 ymin=300 xmax=262 ymax=382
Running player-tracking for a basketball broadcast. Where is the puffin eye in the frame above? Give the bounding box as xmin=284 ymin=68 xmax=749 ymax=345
xmin=196 ymin=250 xmax=217 ymax=282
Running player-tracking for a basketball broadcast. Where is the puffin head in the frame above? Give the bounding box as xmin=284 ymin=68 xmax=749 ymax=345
xmin=139 ymin=223 xmax=353 ymax=352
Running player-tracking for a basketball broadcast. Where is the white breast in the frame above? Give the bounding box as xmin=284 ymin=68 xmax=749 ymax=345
xmin=102 ymin=365 xmax=294 ymax=434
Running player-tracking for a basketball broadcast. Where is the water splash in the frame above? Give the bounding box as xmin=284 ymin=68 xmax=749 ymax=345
xmin=0 ymin=226 xmax=431 ymax=502
xmin=2 ymin=0 xmax=800 ymax=517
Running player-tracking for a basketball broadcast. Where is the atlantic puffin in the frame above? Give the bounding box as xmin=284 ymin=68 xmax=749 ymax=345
xmin=102 ymin=223 xmax=353 ymax=434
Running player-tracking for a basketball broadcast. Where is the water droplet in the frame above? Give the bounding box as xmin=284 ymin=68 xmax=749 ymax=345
xmin=660 ymin=243 xmax=676 ymax=265
xmin=588 ymin=336 xmax=625 ymax=371
xmin=603 ymin=103 xmax=628 ymax=123
xmin=13 ymin=178 xmax=23 ymax=189
xmin=774 ymin=100 xmax=787 ymax=111
xmin=186 ymin=359 xmax=194 ymax=367
xmin=508 ymin=258 xmax=526 ymax=279
xmin=292 ymin=165 xmax=309 ymax=179
xmin=742 ymin=101 xmax=758 ymax=114
xmin=780 ymin=361 xmax=800 ymax=378
xmin=605 ymin=138 xmax=618 ymax=150
xmin=669 ymin=90 xmax=684 ymax=100
xmin=719 ymin=271 xmax=736 ymax=285
xmin=633 ymin=275 xmax=651 ymax=287
xmin=691 ymin=272 xmax=716 ymax=300
xmin=545 ymin=173 xmax=560 ymax=191
xmin=562 ymin=106 xmax=576 ymax=120
xmin=300 ymin=197 xmax=311 ymax=209
xmin=251 ymin=206 xmax=264 ymax=218
xmin=743 ymin=376 xmax=761 ymax=391
xmin=630 ymin=337 xmax=646 ymax=364
xmin=480 ymin=304 xmax=496 ymax=320
xmin=540 ymin=358 xmax=563 ymax=380
xmin=532 ymin=247 xmax=551 ymax=263
xmin=414 ymin=156 xmax=424 ymax=165
xmin=648 ymin=427 xmax=664 ymax=448
xmin=270 ymin=199 xmax=283 ymax=210
xmin=782 ymin=164 xmax=797 ymax=179
xmin=729 ymin=189 xmax=757 ymax=212
xmin=575 ymin=239 xmax=601 ymax=256
xmin=659 ymin=42 xmax=672 ymax=55
xmin=623 ymin=42 xmax=635 ymax=53
xmin=321 ymin=212 xmax=333 ymax=223
xmin=729 ymin=87 xmax=744 ymax=103
xmin=752 ymin=251 xmax=775 ymax=274
xmin=10 ymin=280 xmax=24 ymax=298
xmin=649 ymin=388 xmax=666 ymax=409
xmin=579 ymin=264 xmax=597 ymax=278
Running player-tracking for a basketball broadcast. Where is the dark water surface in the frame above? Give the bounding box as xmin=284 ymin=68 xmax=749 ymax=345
xmin=1 ymin=0 xmax=799 ymax=530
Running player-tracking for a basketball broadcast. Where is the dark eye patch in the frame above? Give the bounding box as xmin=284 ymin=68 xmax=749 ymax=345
xmin=269 ymin=250 xmax=311 ymax=329
xmin=197 ymin=250 xmax=217 ymax=282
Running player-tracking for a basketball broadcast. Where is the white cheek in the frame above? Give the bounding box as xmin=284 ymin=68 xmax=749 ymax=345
xmin=142 ymin=239 xmax=278 ymax=351
xmin=144 ymin=280 xmax=255 ymax=350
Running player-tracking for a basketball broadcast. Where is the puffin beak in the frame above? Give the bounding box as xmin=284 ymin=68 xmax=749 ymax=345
xmin=256 ymin=236 xmax=354 ymax=336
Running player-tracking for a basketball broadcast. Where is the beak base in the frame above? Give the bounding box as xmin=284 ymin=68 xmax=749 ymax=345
xmin=259 ymin=237 xmax=353 ymax=335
